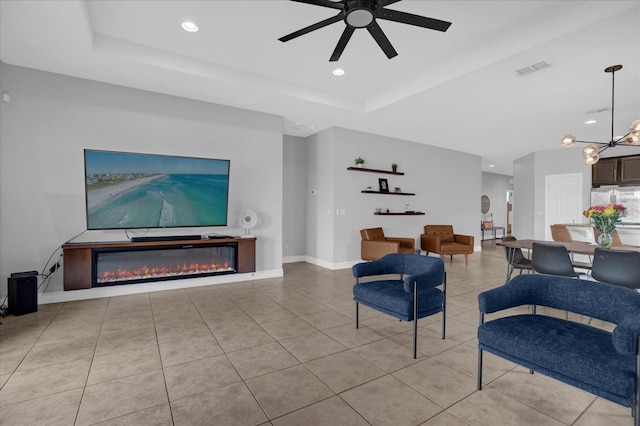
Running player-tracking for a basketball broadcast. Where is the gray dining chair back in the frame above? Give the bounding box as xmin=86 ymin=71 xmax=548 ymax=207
xmin=531 ymin=242 xmax=580 ymax=278
xmin=503 ymin=236 xmax=533 ymax=282
xmin=591 ymin=247 xmax=640 ymax=290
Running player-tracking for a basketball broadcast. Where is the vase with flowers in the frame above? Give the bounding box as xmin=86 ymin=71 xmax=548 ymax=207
xmin=583 ymin=203 xmax=627 ymax=248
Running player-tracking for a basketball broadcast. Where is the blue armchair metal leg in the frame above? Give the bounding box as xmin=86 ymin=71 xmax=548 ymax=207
xmin=441 ymin=273 xmax=447 ymax=339
xmin=355 ymin=302 xmax=359 ymax=329
xmin=413 ymin=280 xmax=418 ymax=359
xmin=478 ymin=312 xmax=484 ymax=390
xmin=634 ymin=337 xmax=639 ymax=426
xmin=478 ymin=348 xmax=483 ymax=390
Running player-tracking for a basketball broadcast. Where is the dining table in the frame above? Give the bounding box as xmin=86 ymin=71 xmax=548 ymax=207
xmin=497 ymin=239 xmax=640 ymax=283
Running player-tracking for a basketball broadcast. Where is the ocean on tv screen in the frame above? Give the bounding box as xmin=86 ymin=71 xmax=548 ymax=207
xmin=86 ymin=173 xmax=228 ymax=229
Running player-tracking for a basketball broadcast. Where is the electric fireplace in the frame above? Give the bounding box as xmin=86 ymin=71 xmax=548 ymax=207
xmin=92 ymin=242 xmax=237 ymax=287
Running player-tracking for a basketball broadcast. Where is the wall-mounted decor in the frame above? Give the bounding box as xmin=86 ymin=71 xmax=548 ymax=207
xmin=481 ymin=195 xmax=490 ymax=214
xmin=379 ymin=178 xmax=389 ymax=192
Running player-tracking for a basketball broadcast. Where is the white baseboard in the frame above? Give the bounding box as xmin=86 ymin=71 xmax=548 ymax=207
xmin=38 ymin=269 xmax=284 ymax=304
xmin=282 ymin=255 xmax=307 ymax=264
xmin=303 ymin=256 xmax=359 ymax=270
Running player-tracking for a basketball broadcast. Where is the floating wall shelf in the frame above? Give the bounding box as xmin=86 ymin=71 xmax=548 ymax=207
xmin=347 ymin=167 xmax=404 ymax=175
xmin=361 ymin=190 xmax=415 ymax=196
xmin=375 ymin=211 xmax=425 ymax=216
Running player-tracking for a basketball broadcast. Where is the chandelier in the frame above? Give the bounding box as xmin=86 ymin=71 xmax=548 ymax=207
xmin=560 ymin=64 xmax=640 ymax=165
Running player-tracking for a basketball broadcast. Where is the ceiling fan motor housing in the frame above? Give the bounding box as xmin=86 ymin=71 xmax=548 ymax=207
xmin=344 ymin=0 xmax=377 ymax=28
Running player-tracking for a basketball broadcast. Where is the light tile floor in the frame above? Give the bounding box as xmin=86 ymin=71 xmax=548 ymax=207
xmin=0 ymin=241 xmax=634 ymax=425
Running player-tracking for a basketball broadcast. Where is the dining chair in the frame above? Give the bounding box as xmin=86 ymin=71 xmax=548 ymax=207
xmin=532 ymin=242 xmax=584 ymax=319
xmin=502 ymin=236 xmax=533 ymax=282
xmin=550 ymin=225 xmax=575 ymax=243
xmin=531 ymin=242 xmax=583 ymax=278
xmin=550 ymin=225 xmax=592 ymax=269
xmin=591 ymin=247 xmax=640 ymax=290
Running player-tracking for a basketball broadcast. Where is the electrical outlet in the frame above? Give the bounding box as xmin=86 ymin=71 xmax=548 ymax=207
xmin=48 ymin=262 xmax=61 ymax=274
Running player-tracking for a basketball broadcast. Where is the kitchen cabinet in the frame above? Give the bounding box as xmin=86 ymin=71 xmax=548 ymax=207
xmin=592 ymin=154 xmax=640 ymax=187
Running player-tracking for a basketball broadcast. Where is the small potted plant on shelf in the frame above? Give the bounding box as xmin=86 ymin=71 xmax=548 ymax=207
xmin=391 ymin=163 xmax=398 ymax=172
xmin=355 ymin=157 xmax=365 ymax=168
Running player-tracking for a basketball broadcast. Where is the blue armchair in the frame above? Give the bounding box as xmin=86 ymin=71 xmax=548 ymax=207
xmin=352 ymin=253 xmax=446 ymax=359
xmin=477 ymin=274 xmax=640 ymax=425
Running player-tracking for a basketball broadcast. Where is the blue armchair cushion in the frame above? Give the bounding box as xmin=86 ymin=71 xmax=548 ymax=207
xmin=478 ymin=314 xmax=635 ymax=406
xmin=478 ymin=274 xmax=640 ymax=408
xmin=354 ymin=280 xmax=443 ymax=321
xmin=352 ymin=253 xmax=445 ymax=322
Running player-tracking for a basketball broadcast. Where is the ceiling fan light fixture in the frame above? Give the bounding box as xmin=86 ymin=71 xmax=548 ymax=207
xmin=279 ymin=0 xmax=451 ymax=61
xmin=332 ymin=68 xmax=345 ymax=76
xmin=345 ymin=0 xmax=375 ymax=28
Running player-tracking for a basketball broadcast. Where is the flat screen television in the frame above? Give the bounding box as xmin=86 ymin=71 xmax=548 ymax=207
xmin=84 ymin=150 xmax=230 ymax=230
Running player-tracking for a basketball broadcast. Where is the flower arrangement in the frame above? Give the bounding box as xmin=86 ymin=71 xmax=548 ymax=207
xmin=583 ymin=203 xmax=627 ymax=234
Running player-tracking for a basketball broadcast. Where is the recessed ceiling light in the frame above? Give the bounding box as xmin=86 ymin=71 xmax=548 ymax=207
xmin=181 ymin=21 xmax=198 ymax=32
xmin=332 ymin=68 xmax=345 ymax=76
xmin=584 ymin=119 xmax=597 ymax=125
xmin=489 ymin=164 xmax=495 ymax=168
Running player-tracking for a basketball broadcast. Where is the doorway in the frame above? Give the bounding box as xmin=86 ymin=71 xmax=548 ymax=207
xmin=506 ymin=190 xmax=513 ymax=235
xmin=544 ymin=173 xmax=583 ymax=241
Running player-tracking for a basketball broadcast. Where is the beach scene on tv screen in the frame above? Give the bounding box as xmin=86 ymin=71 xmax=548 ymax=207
xmin=85 ymin=150 xmax=229 ymax=229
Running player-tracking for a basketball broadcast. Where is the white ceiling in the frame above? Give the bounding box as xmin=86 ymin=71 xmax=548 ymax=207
xmin=1 ymin=0 xmax=639 ymax=175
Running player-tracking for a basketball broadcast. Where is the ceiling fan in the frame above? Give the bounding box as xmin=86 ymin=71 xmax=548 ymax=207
xmin=278 ymin=0 xmax=452 ymax=62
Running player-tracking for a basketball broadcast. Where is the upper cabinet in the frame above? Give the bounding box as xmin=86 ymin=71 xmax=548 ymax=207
xmin=592 ymin=158 xmax=617 ymax=186
xmin=620 ymin=155 xmax=640 ymax=185
xmin=592 ymin=154 xmax=640 ymax=187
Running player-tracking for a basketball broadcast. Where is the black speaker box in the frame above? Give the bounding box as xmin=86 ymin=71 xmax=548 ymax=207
xmin=8 ymin=275 xmax=38 ymax=316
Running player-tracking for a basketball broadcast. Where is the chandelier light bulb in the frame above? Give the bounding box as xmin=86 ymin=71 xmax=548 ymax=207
xmin=630 ymin=119 xmax=640 ymax=137
xmin=560 ymin=134 xmax=576 ymax=147
xmin=585 ymin=155 xmax=600 ymax=165
xmin=581 ymin=144 xmax=598 ymax=158
xmin=626 ymin=133 xmax=640 ymax=145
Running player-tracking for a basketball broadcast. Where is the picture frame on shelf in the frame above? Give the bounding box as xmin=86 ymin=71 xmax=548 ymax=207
xmin=379 ymin=178 xmax=389 ymax=192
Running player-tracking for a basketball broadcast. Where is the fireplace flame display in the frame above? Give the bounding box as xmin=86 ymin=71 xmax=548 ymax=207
xmin=93 ymin=244 xmax=238 ymax=286
xmin=97 ymin=261 xmax=233 ymax=283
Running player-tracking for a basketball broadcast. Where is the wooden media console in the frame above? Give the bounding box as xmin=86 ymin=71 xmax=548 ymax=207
xmin=62 ymin=237 xmax=256 ymax=291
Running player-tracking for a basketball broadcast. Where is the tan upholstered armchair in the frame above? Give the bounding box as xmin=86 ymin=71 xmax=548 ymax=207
xmin=360 ymin=227 xmax=415 ymax=261
xmin=420 ymin=225 xmax=474 ymax=263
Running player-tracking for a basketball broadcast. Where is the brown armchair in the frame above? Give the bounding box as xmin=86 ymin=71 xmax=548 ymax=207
xmin=360 ymin=227 xmax=415 ymax=261
xmin=420 ymin=225 xmax=474 ymax=263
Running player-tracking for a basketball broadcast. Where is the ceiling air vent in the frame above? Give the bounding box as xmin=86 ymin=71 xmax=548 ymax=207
xmin=516 ymin=61 xmax=551 ymax=76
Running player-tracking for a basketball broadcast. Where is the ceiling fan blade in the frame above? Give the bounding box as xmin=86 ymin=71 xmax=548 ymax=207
xmin=380 ymin=0 xmax=403 ymax=6
xmin=366 ymin=21 xmax=398 ymax=59
xmin=377 ymin=8 xmax=452 ymax=32
xmin=330 ymin=26 xmax=355 ymax=62
xmin=290 ymin=0 xmax=344 ymax=10
xmin=279 ymin=13 xmax=343 ymax=42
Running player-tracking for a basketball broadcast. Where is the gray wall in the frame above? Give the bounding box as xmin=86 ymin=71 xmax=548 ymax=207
xmin=0 ymin=63 xmax=284 ymax=298
xmin=305 ymin=129 xmax=336 ymax=264
xmin=305 ymin=127 xmax=482 ymax=267
xmin=513 ymin=148 xmax=591 ymax=240
xmin=481 ymin=172 xmax=513 ymax=231
xmin=283 ymin=135 xmax=307 ymax=259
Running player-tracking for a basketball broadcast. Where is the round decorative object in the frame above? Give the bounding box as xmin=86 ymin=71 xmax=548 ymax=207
xmin=481 ymin=195 xmax=490 ymax=214
xmin=240 ymin=209 xmax=258 ymax=236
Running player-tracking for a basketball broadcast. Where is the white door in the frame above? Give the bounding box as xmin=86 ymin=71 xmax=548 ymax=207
xmin=545 ymin=173 xmax=582 ymax=241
